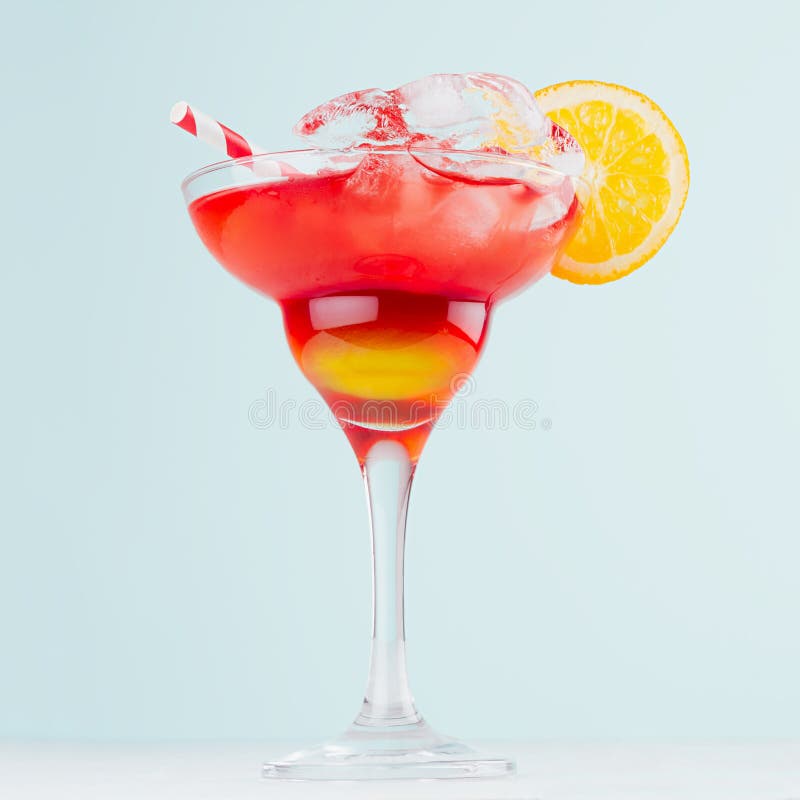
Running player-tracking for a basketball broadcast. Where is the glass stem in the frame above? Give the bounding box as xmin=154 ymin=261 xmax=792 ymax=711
xmin=354 ymin=439 xmax=421 ymax=727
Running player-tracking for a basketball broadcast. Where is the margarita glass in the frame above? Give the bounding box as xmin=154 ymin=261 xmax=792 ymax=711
xmin=182 ymin=147 xmax=583 ymax=779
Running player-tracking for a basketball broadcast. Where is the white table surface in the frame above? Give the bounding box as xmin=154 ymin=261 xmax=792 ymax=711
xmin=1 ymin=742 xmax=799 ymax=799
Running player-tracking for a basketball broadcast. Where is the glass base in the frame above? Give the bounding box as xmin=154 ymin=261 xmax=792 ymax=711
xmin=262 ymin=720 xmax=515 ymax=780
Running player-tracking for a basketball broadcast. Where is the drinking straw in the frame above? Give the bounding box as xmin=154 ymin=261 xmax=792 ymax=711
xmin=170 ymin=101 xmax=267 ymax=156
xmin=170 ymin=101 xmax=287 ymax=177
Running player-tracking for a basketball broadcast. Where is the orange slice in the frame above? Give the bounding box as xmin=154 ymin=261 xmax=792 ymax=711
xmin=535 ymin=81 xmax=689 ymax=284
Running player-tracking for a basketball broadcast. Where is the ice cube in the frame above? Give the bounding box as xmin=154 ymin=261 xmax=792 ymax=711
xmin=395 ymin=73 xmax=548 ymax=152
xmin=408 ymin=149 xmax=564 ymax=189
xmin=294 ymin=73 xmax=584 ymax=176
xmin=343 ymin=152 xmax=401 ymax=199
xmin=293 ymin=87 xmax=408 ymax=149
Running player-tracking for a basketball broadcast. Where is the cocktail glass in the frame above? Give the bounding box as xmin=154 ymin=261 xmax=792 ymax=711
xmin=181 ymin=148 xmax=583 ymax=780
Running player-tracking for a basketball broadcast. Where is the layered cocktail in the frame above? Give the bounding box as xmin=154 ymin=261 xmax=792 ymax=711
xmin=188 ymin=149 xmax=580 ymax=462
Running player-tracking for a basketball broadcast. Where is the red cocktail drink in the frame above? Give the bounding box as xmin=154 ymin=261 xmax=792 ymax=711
xmin=189 ymin=151 xmax=580 ymax=460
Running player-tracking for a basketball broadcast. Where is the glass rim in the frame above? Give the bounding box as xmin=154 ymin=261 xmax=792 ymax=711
xmin=180 ymin=146 xmax=581 ymax=193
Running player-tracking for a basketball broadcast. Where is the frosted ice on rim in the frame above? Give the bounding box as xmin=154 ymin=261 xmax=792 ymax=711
xmin=294 ymin=72 xmax=585 ymax=176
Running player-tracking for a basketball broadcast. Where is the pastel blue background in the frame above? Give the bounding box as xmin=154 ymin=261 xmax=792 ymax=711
xmin=2 ymin=0 xmax=798 ymax=741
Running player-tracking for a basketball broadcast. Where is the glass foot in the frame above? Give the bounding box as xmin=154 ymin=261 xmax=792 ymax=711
xmin=262 ymin=720 xmax=515 ymax=780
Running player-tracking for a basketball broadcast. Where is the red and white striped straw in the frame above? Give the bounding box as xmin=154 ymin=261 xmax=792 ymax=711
xmin=170 ymin=100 xmax=267 ymax=159
xmin=170 ymin=101 xmax=303 ymax=180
